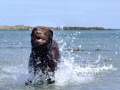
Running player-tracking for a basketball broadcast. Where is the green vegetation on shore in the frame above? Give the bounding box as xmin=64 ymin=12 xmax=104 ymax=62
xmin=0 ymin=25 xmax=115 ymax=31
xmin=0 ymin=25 xmax=32 ymax=30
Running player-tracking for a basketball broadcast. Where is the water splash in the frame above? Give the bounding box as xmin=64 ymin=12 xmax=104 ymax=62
xmin=55 ymin=57 xmax=117 ymax=86
xmin=0 ymin=56 xmax=116 ymax=87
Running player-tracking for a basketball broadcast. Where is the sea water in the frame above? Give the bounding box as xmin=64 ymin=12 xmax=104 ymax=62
xmin=0 ymin=30 xmax=120 ymax=90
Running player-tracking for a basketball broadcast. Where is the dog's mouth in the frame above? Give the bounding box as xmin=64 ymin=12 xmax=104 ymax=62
xmin=36 ymin=38 xmax=47 ymax=45
xmin=34 ymin=36 xmax=49 ymax=46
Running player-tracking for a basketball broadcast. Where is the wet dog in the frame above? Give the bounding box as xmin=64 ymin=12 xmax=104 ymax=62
xmin=25 ymin=27 xmax=60 ymax=85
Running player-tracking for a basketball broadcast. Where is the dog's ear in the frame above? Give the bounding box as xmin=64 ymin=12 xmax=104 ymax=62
xmin=48 ymin=29 xmax=53 ymax=40
xmin=31 ymin=27 xmax=37 ymax=37
xmin=31 ymin=27 xmax=38 ymax=47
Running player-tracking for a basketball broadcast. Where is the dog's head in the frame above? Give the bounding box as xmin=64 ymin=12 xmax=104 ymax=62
xmin=31 ymin=27 xmax=53 ymax=49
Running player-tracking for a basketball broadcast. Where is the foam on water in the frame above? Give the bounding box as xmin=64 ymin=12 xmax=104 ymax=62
xmin=0 ymin=56 xmax=117 ymax=87
xmin=55 ymin=57 xmax=117 ymax=86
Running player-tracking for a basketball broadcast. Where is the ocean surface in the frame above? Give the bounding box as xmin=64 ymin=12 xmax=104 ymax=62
xmin=0 ymin=30 xmax=120 ymax=90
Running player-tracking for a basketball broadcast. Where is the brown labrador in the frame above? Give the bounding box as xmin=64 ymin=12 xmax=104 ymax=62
xmin=26 ymin=26 xmax=60 ymax=85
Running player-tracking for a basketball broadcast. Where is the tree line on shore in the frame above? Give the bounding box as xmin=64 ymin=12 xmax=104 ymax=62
xmin=0 ymin=25 xmax=112 ymax=30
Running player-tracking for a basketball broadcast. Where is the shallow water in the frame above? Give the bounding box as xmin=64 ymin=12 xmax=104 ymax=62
xmin=0 ymin=30 xmax=120 ymax=90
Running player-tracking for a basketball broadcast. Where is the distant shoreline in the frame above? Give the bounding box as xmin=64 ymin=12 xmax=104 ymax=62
xmin=0 ymin=25 xmax=119 ymax=31
xmin=0 ymin=25 xmax=32 ymax=30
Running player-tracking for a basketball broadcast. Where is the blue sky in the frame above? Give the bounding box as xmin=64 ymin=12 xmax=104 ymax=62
xmin=0 ymin=0 xmax=120 ymax=28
